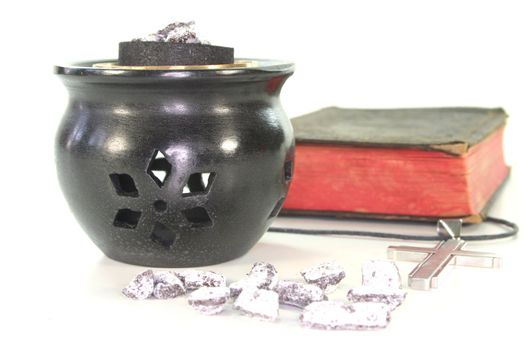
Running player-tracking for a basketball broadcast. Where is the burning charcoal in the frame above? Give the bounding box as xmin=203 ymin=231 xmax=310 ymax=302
xmin=230 ymin=262 xmax=279 ymax=297
xmin=152 ymin=271 xmax=185 ymax=299
xmin=300 ymin=301 xmax=391 ymax=330
xmin=301 ymin=262 xmax=346 ymax=293
xmin=347 ymin=286 xmax=406 ymax=310
xmin=361 ymin=260 xmax=402 ymax=289
xmin=176 ymin=270 xmax=226 ymax=291
xmin=274 ymin=280 xmax=326 ymax=308
xmin=233 ymin=288 xmax=279 ymax=321
xmin=188 ymin=287 xmax=231 ymax=315
xmin=122 ymin=270 xmax=155 ymax=300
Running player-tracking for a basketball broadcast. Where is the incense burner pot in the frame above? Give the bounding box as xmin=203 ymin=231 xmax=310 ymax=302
xmin=54 ymin=58 xmax=294 ymax=267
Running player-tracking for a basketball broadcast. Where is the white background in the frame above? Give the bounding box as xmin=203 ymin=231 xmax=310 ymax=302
xmin=1 ymin=1 xmax=524 ymax=349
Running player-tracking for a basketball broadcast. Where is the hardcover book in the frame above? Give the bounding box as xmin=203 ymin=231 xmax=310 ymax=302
xmin=282 ymin=107 xmax=510 ymax=223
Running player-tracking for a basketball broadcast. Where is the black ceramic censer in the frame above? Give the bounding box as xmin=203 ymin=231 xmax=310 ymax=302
xmin=55 ymin=23 xmax=294 ymax=267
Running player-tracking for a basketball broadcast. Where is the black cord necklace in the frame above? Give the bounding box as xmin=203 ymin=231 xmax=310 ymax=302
xmin=268 ymin=216 xmax=518 ymax=242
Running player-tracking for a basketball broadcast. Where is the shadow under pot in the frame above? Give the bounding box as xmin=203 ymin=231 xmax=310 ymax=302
xmin=54 ymin=59 xmax=295 ymax=267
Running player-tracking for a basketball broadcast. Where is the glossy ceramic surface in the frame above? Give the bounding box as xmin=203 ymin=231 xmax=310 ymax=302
xmin=55 ymin=60 xmax=294 ymax=267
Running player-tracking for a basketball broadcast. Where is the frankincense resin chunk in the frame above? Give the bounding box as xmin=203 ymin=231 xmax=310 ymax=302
xmin=134 ymin=21 xmax=205 ymax=44
xmin=274 ymin=280 xmax=326 ymax=308
xmin=230 ymin=262 xmax=279 ymax=297
xmin=233 ymin=288 xmax=279 ymax=321
xmin=122 ymin=270 xmax=155 ymax=300
xmin=152 ymin=271 xmax=185 ymax=299
xmin=300 ymin=301 xmax=355 ymax=330
xmin=300 ymin=301 xmax=390 ymax=330
xmin=188 ymin=287 xmax=231 ymax=315
xmin=347 ymin=286 xmax=406 ymax=310
xmin=301 ymin=262 xmax=346 ymax=292
xmin=176 ymin=270 xmax=226 ymax=291
xmin=361 ymin=260 xmax=402 ymax=289
xmin=347 ymin=302 xmax=391 ymax=330
xmin=348 ymin=260 xmax=407 ymax=310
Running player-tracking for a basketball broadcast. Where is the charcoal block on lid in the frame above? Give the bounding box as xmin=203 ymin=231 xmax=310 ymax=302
xmin=118 ymin=42 xmax=234 ymax=66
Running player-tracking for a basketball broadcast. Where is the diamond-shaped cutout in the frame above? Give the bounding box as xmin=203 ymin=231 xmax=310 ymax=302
xmin=113 ymin=209 xmax=142 ymax=229
xmin=147 ymin=150 xmax=172 ymax=187
xmin=182 ymin=172 xmax=215 ymax=197
xmin=110 ymin=173 xmax=139 ymax=197
xmin=150 ymin=222 xmax=177 ymax=247
xmin=284 ymin=160 xmax=293 ymax=182
xmin=182 ymin=207 xmax=213 ymax=227
xmin=153 ymin=199 xmax=168 ymax=213
xmin=269 ymin=197 xmax=285 ymax=218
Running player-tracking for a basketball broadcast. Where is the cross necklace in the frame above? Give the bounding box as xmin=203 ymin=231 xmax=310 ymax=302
xmin=388 ymin=219 xmax=502 ymax=290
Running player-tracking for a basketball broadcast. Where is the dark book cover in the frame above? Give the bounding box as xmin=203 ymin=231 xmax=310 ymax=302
xmin=292 ymin=107 xmax=507 ymax=155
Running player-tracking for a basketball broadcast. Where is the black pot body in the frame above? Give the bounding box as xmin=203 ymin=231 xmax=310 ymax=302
xmin=55 ymin=62 xmax=294 ymax=267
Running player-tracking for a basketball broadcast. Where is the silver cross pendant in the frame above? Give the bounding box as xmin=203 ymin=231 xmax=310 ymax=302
xmin=387 ymin=219 xmax=502 ymax=290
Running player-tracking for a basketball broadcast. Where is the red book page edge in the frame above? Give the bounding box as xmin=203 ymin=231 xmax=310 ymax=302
xmin=283 ymin=128 xmax=509 ymax=220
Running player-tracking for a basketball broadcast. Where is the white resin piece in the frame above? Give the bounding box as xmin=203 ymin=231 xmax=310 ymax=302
xmin=300 ymin=301 xmax=355 ymax=330
xmin=301 ymin=262 xmax=346 ymax=293
xmin=300 ymin=301 xmax=391 ymax=330
xmin=348 ymin=302 xmax=391 ymax=329
xmin=135 ymin=21 xmax=207 ymax=44
xmin=233 ymin=288 xmax=279 ymax=321
xmin=176 ymin=270 xmax=226 ymax=291
xmin=122 ymin=270 xmax=155 ymax=300
xmin=152 ymin=271 xmax=185 ymax=299
xmin=362 ymin=260 xmax=402 ymax=289
xmin=230 ymin=262 xmax=279 ymax=297
xmin=347 ymin=286 xmax=406 ymax=310
xmin=188 ymin=287 xmax=231 ymax=315
xmin=274 ymin=280 xmax=326 ymax=308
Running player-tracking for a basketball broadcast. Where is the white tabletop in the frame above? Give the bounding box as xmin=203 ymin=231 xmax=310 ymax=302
xmin=4 ymin=172 xmax=522 ymax=349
